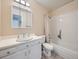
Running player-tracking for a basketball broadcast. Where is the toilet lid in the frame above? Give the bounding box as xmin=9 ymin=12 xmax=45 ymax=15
xmin=43 ymin=43 xmax=53 ymax=50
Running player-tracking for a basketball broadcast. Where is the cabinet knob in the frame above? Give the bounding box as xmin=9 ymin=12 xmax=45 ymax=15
xmin=7 ymin=51 xmax=10 ymax=54
xmin=26 ymin=45 xmax=29 ymax=47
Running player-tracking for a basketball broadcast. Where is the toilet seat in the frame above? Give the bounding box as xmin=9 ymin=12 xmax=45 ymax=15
xmin=43 ymin=43 xmax=53 ymax=50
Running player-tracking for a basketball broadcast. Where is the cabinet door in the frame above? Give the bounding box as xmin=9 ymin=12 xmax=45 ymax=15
xmin=1 ymin=49 xmax=28 ymax=59
xmin=29 ymin=44 xmax=41 ymax=59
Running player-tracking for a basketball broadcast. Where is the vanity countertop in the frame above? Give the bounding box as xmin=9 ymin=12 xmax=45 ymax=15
xmin=0 ymin=38 xmax=24 ymax=51
xmin=0 ymin=35 xmax=45 ymax=51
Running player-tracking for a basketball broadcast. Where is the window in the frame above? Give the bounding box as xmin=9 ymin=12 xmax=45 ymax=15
xmin=15 ymin=0 xmax=30 ymax=7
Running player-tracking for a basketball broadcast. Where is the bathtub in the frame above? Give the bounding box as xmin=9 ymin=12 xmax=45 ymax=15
xmin=50 ymin=43 xmax=78 ymax=59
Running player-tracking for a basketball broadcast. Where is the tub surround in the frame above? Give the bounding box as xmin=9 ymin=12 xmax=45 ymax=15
xmin=47 ymin=1 xmax=78 ymax=59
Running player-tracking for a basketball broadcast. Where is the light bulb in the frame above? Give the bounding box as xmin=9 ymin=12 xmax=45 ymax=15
xmin=15 ymin=0 xmax=20 ymax=2
xmin=21 ymin=0 xmax=26 ymax=5
xmin=26 ymin=2 xmax=30 ymax=7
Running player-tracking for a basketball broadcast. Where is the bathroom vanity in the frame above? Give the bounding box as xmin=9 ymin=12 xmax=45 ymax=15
xmin=0 ymin=36 xmax=45 ymax=59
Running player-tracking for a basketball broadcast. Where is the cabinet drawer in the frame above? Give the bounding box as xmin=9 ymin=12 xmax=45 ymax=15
xmin=0 ymin=43 xmax=28 ymax=58
xmin=0 ymin=47 xmax=17 ymax=58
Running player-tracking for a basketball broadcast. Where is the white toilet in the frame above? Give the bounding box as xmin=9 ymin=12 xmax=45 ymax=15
xmin=43 ymin=43 xmax=54 ymax=57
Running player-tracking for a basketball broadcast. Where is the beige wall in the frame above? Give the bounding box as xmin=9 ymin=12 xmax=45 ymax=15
xmin=0 ymin=0 xmax=1 ymax=35
xmin=51 ymin=0 xmax=77 ymax=16
xmin=0 ymin=0 xmax=48 ymax=36
xmin=49 ymin=0 xmax=78 ymax=52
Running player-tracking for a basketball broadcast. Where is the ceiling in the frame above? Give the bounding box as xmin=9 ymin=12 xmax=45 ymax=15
xmin=35 ymin=0 xmax=74 ymax=10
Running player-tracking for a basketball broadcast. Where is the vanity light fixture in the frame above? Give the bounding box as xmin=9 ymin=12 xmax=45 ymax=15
xmin=15 ymin=0 xmax=30 ymax=7
xmin=21 ymin=0 xmax=26 ymax=5
xmin=15 ymin=0 xmax=20 ymax=3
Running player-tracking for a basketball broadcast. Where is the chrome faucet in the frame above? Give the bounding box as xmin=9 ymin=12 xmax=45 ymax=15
xmin=17 ymin=33 xmax=26 ymax=39
xmin=23 ymin=33 xmax=26 ymax=38
xmin=17 ymin=35 xmax=20 ymax=39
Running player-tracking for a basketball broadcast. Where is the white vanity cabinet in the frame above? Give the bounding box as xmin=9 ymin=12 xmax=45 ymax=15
xmin=0 ymin=44 xmax=29 ymax=59
xmin=0 ymin=37 xmax=45 ymax=59
xmin=29 ymin=44 xmax=41 ymax=59
xmin=1 ymin=49 xmax=28 ymax=59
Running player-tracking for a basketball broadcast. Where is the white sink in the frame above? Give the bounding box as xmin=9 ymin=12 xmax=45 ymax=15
xmin=16 ymin=37 xmax=32 ymax=42
xmin=16 ymin=34 xmax=38 ymax=42
xmin=16 ymin=33 xmax=45 ymax=43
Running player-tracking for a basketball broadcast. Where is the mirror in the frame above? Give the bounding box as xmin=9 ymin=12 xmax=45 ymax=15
xmin=11 ymin=1 xmax=32 ymax=28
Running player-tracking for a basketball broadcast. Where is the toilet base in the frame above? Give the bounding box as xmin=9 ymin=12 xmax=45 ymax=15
xmin=43 ymin=43 xmax=54 ymax=57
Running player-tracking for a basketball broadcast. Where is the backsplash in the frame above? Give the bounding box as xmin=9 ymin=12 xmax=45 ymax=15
xmin=0 ymin=35 xmax=18 ymax=40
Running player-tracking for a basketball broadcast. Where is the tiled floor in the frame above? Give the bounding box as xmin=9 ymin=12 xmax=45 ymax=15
xmin=42 ymin=52 xmax=64 ymax=59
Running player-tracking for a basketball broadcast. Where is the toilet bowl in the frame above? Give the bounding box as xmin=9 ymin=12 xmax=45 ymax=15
xmin=43 ymin=43 xmax=54 ymax=57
